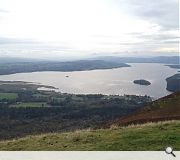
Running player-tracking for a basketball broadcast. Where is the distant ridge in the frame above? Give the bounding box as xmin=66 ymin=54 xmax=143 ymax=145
xmin=93 ymin=56 xmax=180 ymax=64
xmin=1 ymin=56 xmax=179 ymax=64
xmin=0 ymin=60 xmax=129 ymax=75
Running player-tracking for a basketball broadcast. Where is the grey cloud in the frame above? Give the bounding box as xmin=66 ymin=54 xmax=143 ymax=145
xmin=0 ymin=9 xmax=8 ymax=13
xmin=125 ymin=31 xmax=179 ymax=46
xmin=162 ymin=40 xmax=179 ymax=44
xmin=136 ymin=0 xmax=178 ymax=30
xmin=0 ymin=37 xmax=76 ymax=52
xmin=0 ymin=8 xmax=8 ymax=19
xmin=0 ymin=37 xmax=41 ymax=45
xmin=97 ymin=32 xmax=179 ymax=47
xmin=114 ymin=0 xmax=179 ymax=30
xmin=134 ymin=33 xmax=179 ymax=41
xmin=110 ymin=0 xmax=179 ymax=53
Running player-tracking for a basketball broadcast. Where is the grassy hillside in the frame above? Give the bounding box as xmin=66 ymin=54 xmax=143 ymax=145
xmin=110 ymin=92 xmax=180 ymax=126
xmin=0 ymin=120 xmax=179 ymax=151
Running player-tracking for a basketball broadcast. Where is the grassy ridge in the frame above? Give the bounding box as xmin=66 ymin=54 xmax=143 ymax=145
xmin=0 ymin=121 xmax=179 ymax=151
xmin=110 ymin=92 xmax=180 ymax=126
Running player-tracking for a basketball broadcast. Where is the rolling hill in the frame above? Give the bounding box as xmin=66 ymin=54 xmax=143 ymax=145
xmin=0 ymin=92 xmax=179 ymax=150
xmin=0 ymin=120 xmax=179 ymax=150
xmin=109 ymin=92 xmax=180 ymax=127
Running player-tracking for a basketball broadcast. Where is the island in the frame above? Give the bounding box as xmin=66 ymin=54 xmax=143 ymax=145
xmin=166 ymin=74 xmax=180 ymax=92
xmin=133 ymin=79 xmax=151 ymax=86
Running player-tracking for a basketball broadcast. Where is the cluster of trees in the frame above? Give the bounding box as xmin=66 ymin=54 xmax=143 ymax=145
xmin=0 ymin=93 xmax=18 ymax=105
xmin=0 ymin=89 xmax=152 ymax=140
xmin=0 ymin=99 xmax=16 ymax=105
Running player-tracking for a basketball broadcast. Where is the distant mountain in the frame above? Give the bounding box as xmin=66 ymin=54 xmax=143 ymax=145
xmin=109 ymin=92 xmax=180 ymax=126
xmin=1 ymin=56 xmax=179 ymax=64
xmin=93 ymin=56 xmax=180 ymax=64
xmin=0 ymin=56 xmax=179 ymax=75
xmin=0 ymin=60 xmax=130 ymax=75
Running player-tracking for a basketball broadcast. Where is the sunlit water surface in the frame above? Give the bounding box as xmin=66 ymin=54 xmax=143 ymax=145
xmin=0 ymin=63 xmax=178 ymax=99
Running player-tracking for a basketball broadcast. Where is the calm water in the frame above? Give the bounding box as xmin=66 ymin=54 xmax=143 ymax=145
xmin=0 ymin=63 xmax=178 ymax=99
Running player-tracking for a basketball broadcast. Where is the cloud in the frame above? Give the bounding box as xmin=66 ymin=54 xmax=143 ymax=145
xmin=0 ymin=37 xmax=77 ymax=50
xmin=0 ymin=9 xmax=8 ymax=13
xmin=114 ymin=0 xmax=179 ymax=30
xmin=0 ymin=37 xmax=86 ymax=59
xmin=0 ymin=37 xmax=38 ymax=45
xmin=0 ymin=0 xmax=179 ymax=58
xmin=0 ymin=8 xmax=8 ymax=20
xmin=131 ymin=32 xmax=179 ymax=44
xmin=139 ymin=0 xmax=178 ymax=30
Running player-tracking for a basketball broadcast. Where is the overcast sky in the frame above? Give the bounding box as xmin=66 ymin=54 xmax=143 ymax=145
xmin=0 ymin=0 xmax=179 ymax=59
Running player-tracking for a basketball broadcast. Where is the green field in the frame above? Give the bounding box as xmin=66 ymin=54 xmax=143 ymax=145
xmin=0 ymin=120 xmax=179 ymax=151
xmin=10 ymin=102 xmax=49 ymax=108
xmin=0 ymin=92 xmax=18 ymax=100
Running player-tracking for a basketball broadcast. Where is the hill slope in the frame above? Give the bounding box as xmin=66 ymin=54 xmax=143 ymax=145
xmin=110 ymin=92 xmax=180 ymax=126
xmin=0 ymin=93 xmax=179 ymax=150
xmin=0 ymin=120 xmax=179 ymax=151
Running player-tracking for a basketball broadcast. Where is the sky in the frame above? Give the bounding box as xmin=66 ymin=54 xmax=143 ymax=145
xmin=0 ymin=0 xmax=179 ymax=59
